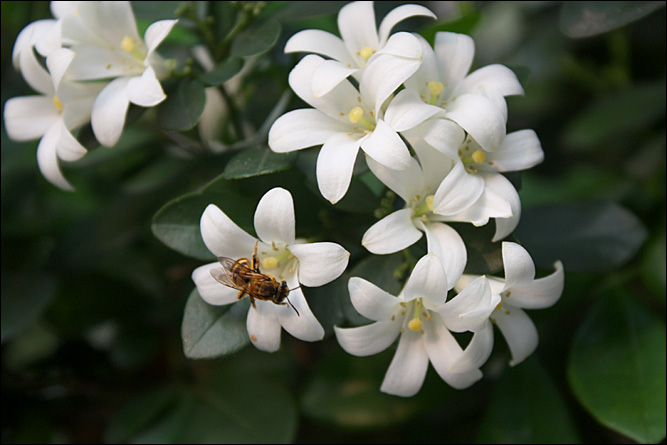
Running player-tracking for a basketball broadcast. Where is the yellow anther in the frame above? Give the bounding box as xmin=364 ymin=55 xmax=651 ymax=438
xmin=52 ymin=95 xmax=64 ymax=112
xmin=408 ymin=319 xmax=423 ymax=332
xmin=472 ymin=150 xmax=487 ymax=164
xmin=428 ymin=81 xmax=444 ymax=95
xmin=425 ymin=195 xmax=434 ymax=211
xmin=348 ymin=106 xmax=363 ymax=123
xmin=359 ymin=46 xmax=375 ymax=61
xmin=121 ymin=36 xmax=136 ymax=52
xmin=262 ymin=256 xmax=278 ymax=269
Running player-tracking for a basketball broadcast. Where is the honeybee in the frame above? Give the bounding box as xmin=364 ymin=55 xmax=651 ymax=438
xmin=210 ymin=241 xmax=300 ymax=316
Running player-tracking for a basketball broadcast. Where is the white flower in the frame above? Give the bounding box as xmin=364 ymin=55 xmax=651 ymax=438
xmin=4 ymin=34 xmax=104 ymax=190
xmin=285 ymin=1 xmax=435 ymax=95
xmin=54 ymin=1 xmax=177 ymax=147
xmin=454 ymin=242 xmax=565 ymax=368
xmin=361 ymin=138 xmax=512 ymax=276
xmin=269 ymin=35 xmax=442 ymax=204
xmin=191 ymin=188 xmax=350 ymax=352
xmin=335 ymin=254 xmax=499 ymax=397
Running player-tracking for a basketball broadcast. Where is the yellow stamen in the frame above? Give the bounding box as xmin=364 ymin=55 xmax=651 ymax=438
xmin=348 ymin=106 xmax=363 ymax=123
xmin=359 ymin=46 xmax=375 ymax=61
xmin=408 ymin=300 xmax=424 ymax=332
xmin=427 ymin=81 xmax=444 ymax=105
xmin=121 ymin=36 xmax=136 ymax=52
xmin=52 ymin=95 xmax=64 ymax=112
xmin=425 ymin=195 xmax=434 ymax=211
xmin=262 ymin=256 xmax=278 ymax=269
xmin=471 ymin=150 xmax=487 ymax=164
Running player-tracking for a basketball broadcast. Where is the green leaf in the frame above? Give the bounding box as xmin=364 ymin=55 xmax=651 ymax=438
xmin=568 ymin=290 xmax=666 ymax=443
xmin=450 ymin=222 xmax=504 ymax=275
xmin=1 ymin=271 xmax=56 ymax=343
xmin=157 ymin=79 xmax=207 ymax=131
xmin=560 ymin=2 xmax=665 ymax=38
xmin=231 ymin=18 xmax=282 ymax=57
xmin=304 ymin=276 xmax=346 ymax=337
xmin=641 ymin=228 xmax=666 ymax=303
xmin=477 ymin=357 xmax=581 ymax=444
xmin=269 ymin=1 xmax=346 ymax=22
xmin=198 ymin=56 xmax=244 ymax=86
xmin=515 ymin=201 xmax=648 ymax=273
xmin=211 ymin=1 xmax=237 ymax=41
xmin=223 ymin=146 xmax=297 ymax=179
xmin=420 ymin=10 xmax=482 ymax=44
xmin=181 ymin=288 xmax=250 ymax=359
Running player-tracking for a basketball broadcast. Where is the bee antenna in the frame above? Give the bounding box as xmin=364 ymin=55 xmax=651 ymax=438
xmin=289 ymin=285 xmax=301 ymax=292
xmin=286 ymin=296 xmax=300 ymax=317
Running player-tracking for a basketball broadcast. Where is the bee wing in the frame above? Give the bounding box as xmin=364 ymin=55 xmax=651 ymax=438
xmin=210 ymin=265 xmax=245 ymax=290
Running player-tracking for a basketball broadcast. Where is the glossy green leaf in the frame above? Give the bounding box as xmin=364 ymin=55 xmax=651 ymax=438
xmin=211 ymin=1 xmax=237 ymax=41
xmin=157 ymin=79 xmax=207 ymax=131
xmin=223 ymin=146 xmax=297 ymax=179
xmin=421 ymin=9 xmax=482 ymax=45
xmin=560 ymin=2 xmax=665 ymax=38
xmin=568 ymin=290 xmax=666 ymax=443
xmin=181 ymin=288 xmax=250 ymax=359
xmin=198 ymin=57 xmax=244 ymax=86
xmin=641 ymin=228 xmax=666 ymax=303
xmin=1 ymin=271 xmax=56 ymax=343
xmin=304 ymin=276 xmax=346 ymax=337
xmin=515 ymin=201 xmax=648 ymax=273
xmin=231 ymin=18 xmax=281 ymax=57
xmin=477 ymin=357 xmax=581 ymax=444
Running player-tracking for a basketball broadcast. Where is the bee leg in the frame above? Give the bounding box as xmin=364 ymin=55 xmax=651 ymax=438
xmin=236 ymin=290 xmax=246 ymax=300
xmin=252 ymin=240 xmax=261 ymax=271
xmin=249 ymin=294 xmax=256 ymax=308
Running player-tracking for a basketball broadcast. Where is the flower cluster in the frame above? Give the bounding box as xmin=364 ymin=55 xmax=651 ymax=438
xmin=4 ymin=1 xmax=176 ymax=190
xmin=267 ymin=1 xmax=564 ymax=397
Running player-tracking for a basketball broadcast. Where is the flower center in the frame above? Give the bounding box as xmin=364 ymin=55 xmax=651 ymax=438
xmin=348 ymin=106 xmax=375 ymax=131
xmin=458 ymin=136 xmax=492 ymax=173
xmin=358 ymin=46 xmax=376 ymax=61
xmin=407 ymin=299 xmax=425 ymax=332
xmin=52 ymin=95 xmax=64 ymax=113
xmin=259 ymin=243 xmax=297 ymax=281
xmin=120 ymin=35 xmax=145 ymax=60
xmin=427 ymin=81 xmax=444 ymax=105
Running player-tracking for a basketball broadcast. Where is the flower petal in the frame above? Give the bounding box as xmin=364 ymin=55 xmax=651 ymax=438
xmin=200 ymin=204 xmax=256 ymax=258
xmin=347 ymin=277 xmax=401 ymax=322
xmin=483 ymin=129 xmax=544 ymax=172
xmin=91 ymin=77 xmax=130 ymax=147
xmin=485 ymin=173 xmax=521 ymax=241
xmin=192 ymin=262 xmax=242 ymax=306
xmin=316 ymin=132 xmax=362 ymax=204
xmin=46 ymin=48 xmax=75 ymax=91
xmin=432 ymin=160 xmax=485 ymax=216
xmin=507 ymin=261 xmax=565 ymax=309
xmin=433 ymin=32 xmax=474 ymax=83
xmin=362 ymin=208 xmax=423 ymax=255
xmin=311 ymin=60 xmax=359 ymax=98
xmin=55 ymin=120 xmax=87 ymax=162
xmin=36 ymin=122 xmax=74 ymax=191
xmin=377 ymin=4 xmax=436 ymax=46
xmin=502 ymin=242 xmax=536 ymax=290
xmin=380 ymin=329 xmax=429 ymax=397
xmin=338 ymin=0 xmax=378 ymax=68
xmin=440 ymin=276 xmax=494 ymax=332
xmin=464 ymin=64 xmax=524 ymax=97
xmin=360 ymin=119 xmax=412 ymax=170
xmin=284 ymin=29 xmax=353 ymax=66
xmin=423 ymin=316 xmax=483 ymax=389
xmin=420 ymin=221 xmax=467 ymax=286
xmin=269 ymin=109 xmax=350 ymax=153
xmin=449 ymin=320 xmax=494 ymax=371
xmin=445 ymin=94 xmax=506 ymax=152
xmin=144 ymin=19 xmax=177 ymax=59
xmin=126 ymin=66 xmax=166 ymax=107
xmin=366 ymin=156 xmax=425 ymax=203
xmin=404 ymin=253 xmax=448 ymax=305
xmin=289 ymin=242 xmax=349 ymax=287
xmin=334 ymin=321 xmax=401 ymax=356
xmin=254 ymin=187 xmax=295 ymax=245
xmin=278 ymin=288 xmax=324 ymax=342
xmin=247 ymin=302 xmax=282 ymax=352
xmin=412 ymin=118 xmax=465 ymax=160
xmin=493 ymin=306 xmax=538 ymax=366
xmin=383 ymin=89 xmax=442 ymax=132
xmin=3 ymin=95 xmax=58 ymax=141
xmin=409 ymin=138 xmax=455 ymax=190
xmin=18 ymin=41 xmax=54 ymax=96
xmin=67 ymin=44 xmax=143 ymax=80
xmin=434 ymin=184 xmax=513 ymax=226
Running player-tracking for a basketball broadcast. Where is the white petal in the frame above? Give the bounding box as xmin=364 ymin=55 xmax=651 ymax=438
xmin=334 ymin=321 xmax=401 ymax=356
xmin=449 ymin=320 xmax=494 ymax=371
xmin=361 ymin=209 xmax=423 ymax=255
xmin=420 ymin=222 xmax=466 ymax=286
xmin=404 ymin=253 xmax=448 ymax=305
xmin=403 ymin=34 xmax=439 ymax=94
xmin=378 ymin=4 xmax=436 ymax=45
xmin=284 ymin=30 xmax=353 ymax=67
xmin=415 ymin=118 xmax=465 ymax=160
xmin=18 ymin=42 xmax=54 ymax=96
xmin=199 ymin=87 xmax=227 ymax=152
xmin=144 ymin=20 xmax=177 ymax=59
xmin=316 ymin=132 xmax=362 ymax=204
xmin=36 ymin=122 xmax=74 ymax=190
xmin=55 ymin=120 xmax=87 ymax=161
xmin=507 ymin=261 xmax=564 ymax=309
xmin=445 ymin=94 xmax=506 ymax=152
xmin=383 ymin=89 xmax=442 ymax=132
xmin=99 ymin=1 xmax=141 ymax=43
xmin=432 ymin=161 xmax=484 ymax=216
xmin=347 ymin=277 xmax=401 ymax=322
xmin=423 ymin=317 xmax=483 ymax=389
xmin=409 ymin=138 xmax=455 ymax=190
xmin=483 ymin=129 xmax=544 ymax=172
xmin=254 ymin=187 xmax=295 ymax=245
xmin=440 ymin=276 xmax=494 ymax=332
xmin=200 ymin=204 xmax=256 ymax=258
xmin=338 ymin=0 xmax=379 ymax=68
xmin=289 ymin=242 xmax=349 ymax=287
xmin=434 ymin=32 xmax=474 ymax=82
xmin=366 ymin=156 xmax=425 ymax=203
xmin=493 ymin=306 xmax=538 ymax=366
xmin=13 ymin=20 xmax=57 ymax=69
xmin=278 ymin=289 xmax=324 ymax=342
xmin=360 ymin=119 xmax=412 ymax=170
xmin=3 ymin=95 xmax=58 ymax=141
xmin=67 ymin=44 xmax=143 ymax=80
xmin=192 ymin=262 xmax=242 ymax=306
xmin=485 ymin=173 xmax=521 ymax=241
xmin=126 ymin=66 xmax=166 ymax=107
xmin=311 ymin=60 xmax=359 ymax=98
xmin=91 ymin=77 xmax=130 ymax=147
xmin=247 ymin=302 xmax=282 ymax=352
xmin=464 ymin=64 xmax=524 ymax=97
xmin=46 ymin=48 xmax=75 ymax=91
xmin=435 ymin=184 xmax=513 ymax=226
xmin=380 ymin=329 xmax=429 ymax=397
xmin=502 ymin=242 xmax=536 ymax=290
xmin=269 ymin=109 xmax=349 ymax=153
xmin=373 ymin=31 xmax=423 ymax=60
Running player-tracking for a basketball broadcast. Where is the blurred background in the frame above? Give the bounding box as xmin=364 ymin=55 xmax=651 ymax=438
xmin=2 ymin=1 xmax=665 ymax=443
